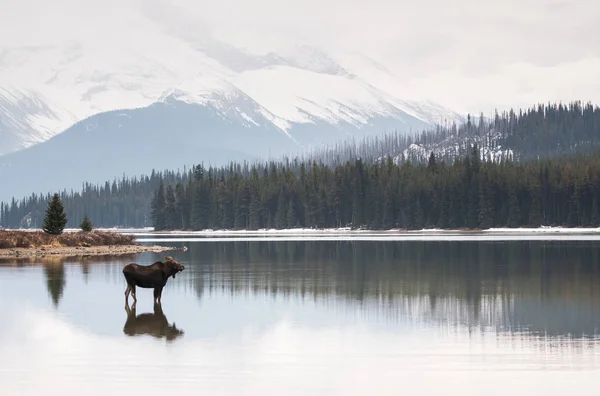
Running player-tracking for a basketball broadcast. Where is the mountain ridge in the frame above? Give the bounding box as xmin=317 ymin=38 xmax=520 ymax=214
xmin=0 ymin=19 xmax=463 ymax=157
xmin=0 ymin=92 xmax=439 ymax=202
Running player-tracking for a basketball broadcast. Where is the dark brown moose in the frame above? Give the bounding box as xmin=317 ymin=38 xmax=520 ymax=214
xmin=122 ymin=256 xmax=185 ymax=304
xmin=123 ymin=302 xmax=184 ymax=341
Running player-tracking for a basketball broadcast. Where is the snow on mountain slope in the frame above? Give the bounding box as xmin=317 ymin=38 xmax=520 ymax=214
xmin=0 ymin=87 xmax=75 ymax=155
xmin=234 ymin=65 xmax=406 ymax=130
xmin=330 ymin=51 xmax=464 ymax=126
xmin=387 ymin=127 xmax=515 ymax=165
xmin=0 ymin=8 xmax=463 ymax=157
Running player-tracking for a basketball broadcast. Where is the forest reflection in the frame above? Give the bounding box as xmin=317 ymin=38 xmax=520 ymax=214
xmin=5 ymin=241 xmax=600 ymax=340
xmin=186 ymin=240 xmax=600 ymax=339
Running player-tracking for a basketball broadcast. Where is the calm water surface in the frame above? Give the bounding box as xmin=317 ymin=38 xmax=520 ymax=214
xmin=2 ymin=238 xmax=600 ymax=395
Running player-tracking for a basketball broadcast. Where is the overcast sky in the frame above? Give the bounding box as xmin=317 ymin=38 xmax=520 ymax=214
xmin=1 ymin=0 xmax=599 ymax=114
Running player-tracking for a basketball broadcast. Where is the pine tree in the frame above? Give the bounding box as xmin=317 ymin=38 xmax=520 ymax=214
xmin=412 ymin=195 xmax=424 ymax=230
xmin=151 ymin=181 xmax=167 ymax=231
xmin=191 ymin=184 xmax=209 ymax=230
xmin=478 ymin=174 xmax=494 ymax=229
xmin=382 ymin=184 xmax=395 ymax=229
xmin=174 ymin=182 xmax=187 ymax=229
xmin=592 ymin=198 xmax=600 ymax=226
xmin=437 ymin=186 xmax=451 ymax=229
xmin=42 ymin=193 xmax=68 ymax=235
xmin=248 ymin=193 xmax=262 ymax=230
xmin=235 ymin=183 xmax=251 ymax=229
xmin=529 ymin=187 xmax=543 ymax=227
xmin=275 ymin=191 xmax=287 ymax=229
xmin=506 ymin=187 xmax=521 ymax=227
xmin=286 ymin=196 xmax=297 ymax=228
xmin=427 ymin=152 xmax=437 ymax=172
xmin=164 ymin=185 xmax=178 ymax=229
xmin=567 ymin=189 xmax=580 ymax=227
xmin=80 ymin=214 xmax=93 ymax=232
xmin=217 ymin=178 xmax=233 ymax=229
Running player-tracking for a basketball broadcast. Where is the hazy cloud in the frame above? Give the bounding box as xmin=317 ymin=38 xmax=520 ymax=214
xmin=0 ymin=0 xmax=598 ymax=114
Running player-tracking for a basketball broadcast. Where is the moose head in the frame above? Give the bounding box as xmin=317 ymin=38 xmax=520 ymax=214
xmin=164 ymin=256 xmax=185 ymax=279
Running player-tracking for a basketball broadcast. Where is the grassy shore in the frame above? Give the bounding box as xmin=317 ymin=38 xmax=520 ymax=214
xmin=0 ymin=230 xmax=176 ymax=259
xmin=0 ymin=230 xmax=136 ymax=249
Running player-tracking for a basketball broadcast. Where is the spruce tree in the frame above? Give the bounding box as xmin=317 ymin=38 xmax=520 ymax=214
xmin=437 ymin=186 xmax=451 ymax=229
xmin=591 ymin=198 xmax=600 ymax=226
xmin=80 ymin=214 xmax=93 ymax=232
xmin=286 ymin=196 xmax=297 ymax=228
xmin=567 ymin=190 xmax=580 ymax=227
xmin=529 ymin=189 xmax=543 ymax=227
xmin=151 ymin=181 xmax=167 ymax=231
xmin=164 ymin=185 xmax=178 ymax=229
xmin=506 ymin=187 xmax=521 ymax=227
xmin=248 ymin=193 xmax=262 ymax=230
xmin=382 ymin=185 xmax=395 ymax=229
xmin=275 ymin=191 xmax=287 ymax=229
xmin=427 ymin=152 xmax=437 ymax=172
xmin=191 ymin=184 xmax=209 ymax=230
xmin=42 ymin=193 xmax=68 ymax=235
xmin=478 ymin=175 xmax=494 ymax=229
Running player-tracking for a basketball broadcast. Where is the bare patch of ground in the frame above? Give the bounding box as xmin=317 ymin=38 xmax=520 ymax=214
xmin=0 ymin=244 xmax=177 ymax=259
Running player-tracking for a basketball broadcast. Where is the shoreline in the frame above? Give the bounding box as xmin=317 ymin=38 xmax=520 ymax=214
xmin=5 ymin=226 xmax=600 ymax=235
xmin=0 ymin=244 xmax=177 ymax=259
xmin=121 ymin=226 xmax=600 ymax=235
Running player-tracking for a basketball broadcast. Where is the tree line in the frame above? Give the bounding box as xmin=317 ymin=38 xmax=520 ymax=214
xmin=150 ymin=147 xmax=600 ymax=231
xmin=399 ymin=101 xmax=600 ymax=163
xmin=0 ymin=170 xmax=187 ymax=229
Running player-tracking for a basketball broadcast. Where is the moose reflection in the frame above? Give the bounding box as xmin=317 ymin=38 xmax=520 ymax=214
xmin=123 ymin=302 xmax=184 ymax=341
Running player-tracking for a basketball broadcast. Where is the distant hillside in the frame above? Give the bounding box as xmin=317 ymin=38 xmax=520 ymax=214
xmin=395 ymin=101 xmax=600 ymax=164
xmin=302 ymin=102 xmax=600 ymax=167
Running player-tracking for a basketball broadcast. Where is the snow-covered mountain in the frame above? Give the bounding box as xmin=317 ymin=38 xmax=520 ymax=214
xmin=0 ymin=2 xmax=467 ymax=202
xmin=0 ymin=7 xmax=462 ymax=157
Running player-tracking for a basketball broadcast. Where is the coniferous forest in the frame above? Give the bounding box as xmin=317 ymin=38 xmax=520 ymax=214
xmin=0 ymin=171 xmax=186 ymax=229
xmin=2 ymin=101 xmax=600 ymax=230
xmin=145 ymin=147 xmax=600 ymax=231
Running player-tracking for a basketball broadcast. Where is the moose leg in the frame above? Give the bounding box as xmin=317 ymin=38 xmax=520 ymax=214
xmin=124 ymin=285 xmax=131 ymax=304
xmin=157 ymin=286 xmax=164 ymax=304
xmin=131 ymin=285 xmax=137 ymax=303
xmin=125 ymin=300 xmax=132 ymax=316
xmin=153 ymin=286 xmax=163 ymax=304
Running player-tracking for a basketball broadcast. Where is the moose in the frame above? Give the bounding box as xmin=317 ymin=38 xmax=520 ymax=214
xmin=122 ymin=256 xmax=185 ymax=304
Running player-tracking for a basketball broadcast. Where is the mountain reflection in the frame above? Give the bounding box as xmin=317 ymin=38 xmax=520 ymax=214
xmin=184 ymin=240 xmax=600 ymax=339
xmin=123 ymin=302 xmax=184 ymax=341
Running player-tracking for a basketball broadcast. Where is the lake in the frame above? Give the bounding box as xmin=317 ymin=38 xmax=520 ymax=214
xmin=2 ymin=235 xmax=600 ymax=395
